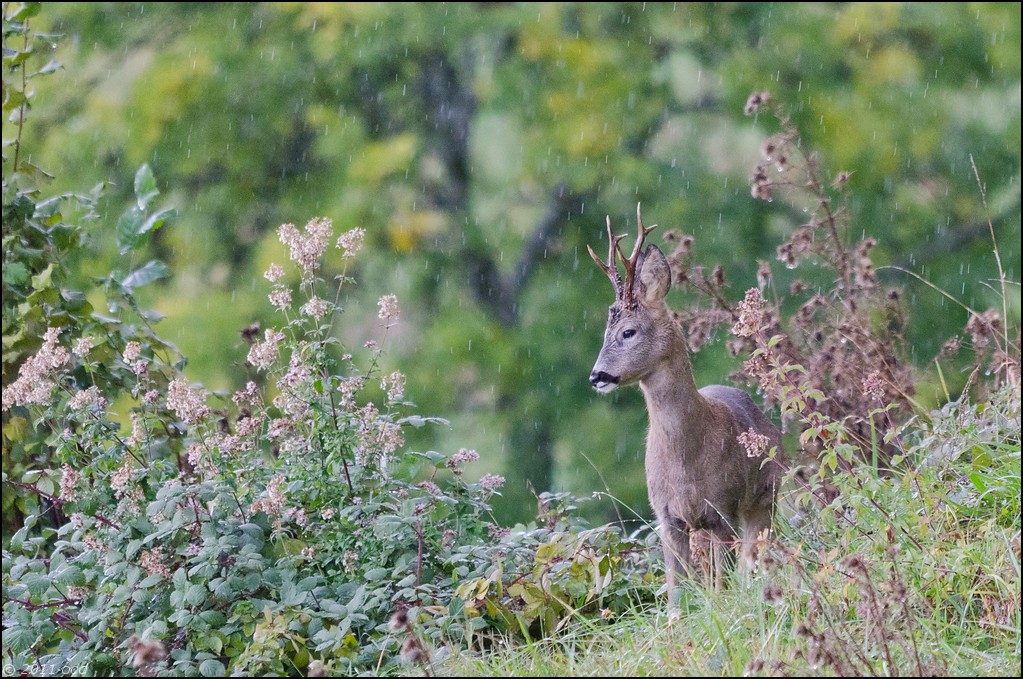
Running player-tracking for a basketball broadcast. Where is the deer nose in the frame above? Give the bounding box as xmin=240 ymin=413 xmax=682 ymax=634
xmin=589 ymin=370 xmax=616 ymax=387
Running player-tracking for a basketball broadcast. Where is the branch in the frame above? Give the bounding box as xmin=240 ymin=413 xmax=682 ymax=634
xmin=466 ymin=186 xmax=582 ymax=328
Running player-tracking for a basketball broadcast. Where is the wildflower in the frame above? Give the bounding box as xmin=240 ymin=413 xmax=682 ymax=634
xmin=69 ymin=386 xmax=106 ymax=412
xmin=139 ymin=548 xmax=172 ymax=579
xmin=337 ymin=376 xmax=365 ymax=408
xmin=279 ymin=354 xmax=312 ymax=389
xmin=738 ymin=428 xmax=770 ymax=458
xmin=247 ymin=328 xmax=285 ymax=371
xmin=249 ymin=474 xmax=287 ymax=517
xmin=732 ymin=288 xmax=766 ymax=337
xmin=268 ymin=287 xmax=292 ymax=311
xmin=321 ymin=507 xmax=336 ymax=520
xmin=264 ymin=263 xmax=285 ymax=283
xmin=236 ymin=415 xmax=263 ymax=437
xmin=2 ymin=327 xmax=69 ymax=410
xmin=186 ymin=442 xmax=216 ymax=479
xmin=382 ymin=371 xmax=405 ymax=402
xmin=166 ymin=378 xmax=211 ymax=424
xmin=278 ymin=217 xmax=333 ymax=278
xmin=343 ymin=550 xmax=359 ymax=574
xmin=128 ymin=414 xmax=146 ymax=446
xmin=72 ymin=336 xmax=94 ymax=357
xmin=479 ymin=473 xmax=505 ymax=490
xmin=377 ymin=294 xmax=400 ymax=322
xmin=862 ymin=370 xmax=885 ymax=402
xmin=336 ymin=227 xmax=366 ymax=257
xmin=110 ymin=461 xmax=133 ymax=499
xmin=232 ymin=381 xmax=260 ymax=407
xmin=486 ymin=523 xmax=510 ymax=540
xmin=418 ymin=480 xmax=441 ymax=495
xmin=266 ymin=417 xmax=293 ymax=440
xmin=301 ymin=295 xmax=330 ymax=321
xmin=67 ymin=585 xmax=89 ymax=601
xmin=446 ymin=448 xmax=480 ymax=474
xmin=59 ymin=464 xmax=81 ymax=502
xmin=123 ymin=341 xmax=142 ymax=366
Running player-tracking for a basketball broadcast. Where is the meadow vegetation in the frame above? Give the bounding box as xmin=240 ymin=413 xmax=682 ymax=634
xmin=3 ymin=2 xmax=1020 ymax=676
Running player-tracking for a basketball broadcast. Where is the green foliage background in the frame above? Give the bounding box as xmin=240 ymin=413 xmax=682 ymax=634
xmin=12 ymin=1 xmax=1022 ymax=523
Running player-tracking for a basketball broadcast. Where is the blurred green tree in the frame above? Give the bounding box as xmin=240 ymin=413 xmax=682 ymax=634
xmin=17 ymin=2 xmax=1021 ymax=523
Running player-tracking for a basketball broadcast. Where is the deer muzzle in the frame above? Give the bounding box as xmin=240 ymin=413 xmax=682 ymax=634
xmin=589 ymin=369 xmax=619 ymax=393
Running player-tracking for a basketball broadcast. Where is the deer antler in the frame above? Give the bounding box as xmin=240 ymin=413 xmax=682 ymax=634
xmin=587 ymin=215 xmax=627 ymax=300
xmin=617 ymin=203 xmax=657 ymax=306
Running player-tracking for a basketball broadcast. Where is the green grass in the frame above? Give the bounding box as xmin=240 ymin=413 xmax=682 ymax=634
xmin=436 ymin=387 xmax=1022 ymax=677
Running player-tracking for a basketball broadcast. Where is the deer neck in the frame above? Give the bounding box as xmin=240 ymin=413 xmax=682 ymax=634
xmin=638 ymin=327 xmax=711 ymax=457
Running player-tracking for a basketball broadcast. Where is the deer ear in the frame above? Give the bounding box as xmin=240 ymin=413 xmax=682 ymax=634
xmin=637 ymin=244 xmax=671 ymax=306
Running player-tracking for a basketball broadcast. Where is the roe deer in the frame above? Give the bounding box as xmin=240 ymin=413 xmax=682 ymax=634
xmin=587 ymin=204 xmax=782 ymax=590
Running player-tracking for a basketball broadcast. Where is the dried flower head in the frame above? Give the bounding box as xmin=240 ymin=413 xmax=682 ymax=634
xmin=738 ymin=427 xmax=770 ymax=458
xmin=139 ymin=548 xmax=172 ymax=579
xmin=862 ymin=370 xmax=885 ymax=402
xmin=744 ymin=90 xmax=770 ymax=116
xmin=732 ymin=288 xmax=766 ymax=337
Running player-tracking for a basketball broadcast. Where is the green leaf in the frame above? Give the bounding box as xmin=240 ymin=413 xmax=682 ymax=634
xmin=199 ymin=610 xmax=227 ymax=627
xmin=116 ymin=206 xmax=145 ymax=254
xmin=3 ymin=625 xmax=36 ymax=654
xmin=364 ymin=567 xmax=389 ymax=582
xmin=139 ymin=574 xmax=165 ymax=588
xmin=53 ymin=565 xmax=85 ymax=587
xmin=198 ymin=659 xmax=226 ymax=677
xmin=30 ymin=262 xmax=55 ymax=291
xmin=37 ymin=59 xmax=62 ymax=75
xmin=185 ymin=583 xmax=207 ymax=606
xmin=22 ymin=573 xmax=51 ymax=597
xmin=139 ymin=207 xmax=175 ymax=237
xmin=2 ymin=261 xmax=29 ymax=286
xmin=134 ymin=164 xmax=159 ymax=210
xmin=121 ymin=259 xmax=169 ymax=291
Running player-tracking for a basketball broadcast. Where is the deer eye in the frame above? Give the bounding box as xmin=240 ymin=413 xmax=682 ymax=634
xmin=622 ymin=328 xmax=637 ymax=339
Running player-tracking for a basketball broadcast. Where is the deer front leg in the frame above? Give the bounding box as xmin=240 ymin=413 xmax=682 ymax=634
xmin=661 ymin=523 xmax=694 ymax=606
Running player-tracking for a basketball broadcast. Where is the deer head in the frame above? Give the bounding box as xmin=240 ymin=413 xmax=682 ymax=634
xmin=588 ymin=204 xmax=676 ymax=393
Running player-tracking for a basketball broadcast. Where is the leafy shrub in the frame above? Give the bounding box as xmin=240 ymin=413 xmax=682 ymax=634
xmin=2 ymin=211 xmax=655 ymax=675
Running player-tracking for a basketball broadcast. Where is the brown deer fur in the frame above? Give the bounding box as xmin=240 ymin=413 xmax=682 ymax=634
xmin=588 ymin=207 xmax=781 ymax=589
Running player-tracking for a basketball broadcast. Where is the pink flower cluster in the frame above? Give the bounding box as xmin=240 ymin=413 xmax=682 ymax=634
xmin=2 ymin=327 xmax=69 ymax=410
